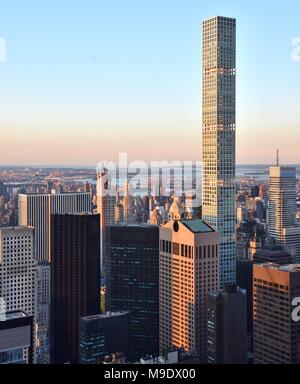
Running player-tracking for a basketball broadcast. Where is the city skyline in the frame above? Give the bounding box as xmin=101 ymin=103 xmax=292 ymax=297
xmin=0 ymin=1 xmax=300 ymax=165
xmin=1 ymin=7 xmax=300 ymax=366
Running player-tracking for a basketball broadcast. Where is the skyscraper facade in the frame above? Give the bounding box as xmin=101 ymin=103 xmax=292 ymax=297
xmin=268 ymin=166 xmax=300 ymax=262
xmin=96 ymin=167 xmax=116 ymax=273
xmin=207 ymin=285 xmax=247 ymax=364
xmin=202 ymin=16 xmax=236 ymax=286
xmin=18 ymin=191 xmax=92 ymax=362
xmin=18 ymin=192 xmax=92 ymax=262
xmin=0 ymin=311 xmax=34 ymax=364
xmin=0 ymin=227 xmax=37 ymax=320
xmin=79 ymin=311 xmax=130 ymax=364
xmin=106 ymin=224 xmax=159 ymax=360
xmin=50 ymin=214 xmax=100 ymax=364
xmin=253 ymin=263 xmax=300 ymax=364
xmin=159 ymin=219 xmax=219 ymax=362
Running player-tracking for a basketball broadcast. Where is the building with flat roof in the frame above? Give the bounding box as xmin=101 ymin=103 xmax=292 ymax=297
xmin=79 ymin=311 xmax=130 ymax=364
xmin=253 ymin=263 xmax=300 ymax=364
xmin=202 ymin=16 xmax=237 ymax=286
xmin=106 ymin=224 xmax=159 ymax=360
xmin=50 ymin=213 xmax=100 ymax=364
xmin=0 ymin=310 xmax=34 ymax=364
xmin=268 ymin=165 xmax=300 ymax=262
xmin=207 ymin=285 xmax=247 ymax=364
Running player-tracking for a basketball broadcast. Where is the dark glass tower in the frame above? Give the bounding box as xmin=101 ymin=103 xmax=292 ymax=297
xmin=50 ymin=214 xmax=100 ymax=364
xmin=106 ymin=225 xmax=159 ymax=360
xmin=207 ymin=285 xmax=247 ymax=364
xmin=79 ymin=311 xmax=130 ymax=364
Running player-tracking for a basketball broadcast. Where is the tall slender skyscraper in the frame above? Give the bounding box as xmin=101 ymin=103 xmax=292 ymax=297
xmin=202 ymin=16 xmax=236 ymax=286
xmin=268 ymin=165 xmax=300 ymax=262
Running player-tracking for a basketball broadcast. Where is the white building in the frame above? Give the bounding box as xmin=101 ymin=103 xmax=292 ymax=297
xmin=268 ymin=166 xmax=300 ymax=262
xmin=0 ymin=227 xmax=37 ymax=361
xmin=202 ymin=16 xmax=237 ymax=286
xmin=18 ymin=192 xmax=92 ymax=262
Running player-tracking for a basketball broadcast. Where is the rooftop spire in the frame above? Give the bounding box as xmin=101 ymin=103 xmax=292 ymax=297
xmin=276 ymin=149 xmax=279 ymax=167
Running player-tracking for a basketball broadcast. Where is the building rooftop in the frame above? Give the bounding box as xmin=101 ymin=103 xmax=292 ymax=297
xmin=181 ymin=219 xmax=214 ymax=234
xmin=254 ymin=242 xmax=293 ymax=264
xmin=81 ymin=311 xmax=130 ymax=322
xmin=2 ymin=310 xmax=30 ymax=321
xmin=257 ymin=263 xmax=300 ymax=273
xmin=110 ymin=224 xmax=157 ymax=228
xmin=19 ymin=192 xmax=91 ymax=196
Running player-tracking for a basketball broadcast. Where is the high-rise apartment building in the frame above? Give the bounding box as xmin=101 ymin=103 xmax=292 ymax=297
xmin=0 ymin=227 xmax=37 ymax=319
xmin=268 ymin=166 xmax=300 ymax=262
xmin=253 ymin=263 xmax=300 ymax=364
xmin=50 ymin=214 xmax=100 ymax=364
xmin=106 ymin=224 xmax=159 ymax=360
xmin=207 ymin=285 xmax=247 ymax=364
xmin=159 ymin=219 xmax=219 ymax=362
xmin=202 ymin=16 xmax=236 ymax=286
xmin=79 ymin=311 xmax=130 ymax=364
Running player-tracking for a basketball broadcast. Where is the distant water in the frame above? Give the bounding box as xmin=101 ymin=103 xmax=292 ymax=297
xmin=1 ymin=164 xmax=300 ymax=183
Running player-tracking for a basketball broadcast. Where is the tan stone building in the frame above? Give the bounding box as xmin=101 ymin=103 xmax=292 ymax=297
xmin=253 ymin=263 xmax=300 ymax=364
xmin=159 ymin=219 xmax=219 ymax=362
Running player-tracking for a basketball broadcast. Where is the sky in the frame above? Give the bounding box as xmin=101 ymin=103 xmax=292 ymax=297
xmin=0 ymin=0 xmax=299 ymax=166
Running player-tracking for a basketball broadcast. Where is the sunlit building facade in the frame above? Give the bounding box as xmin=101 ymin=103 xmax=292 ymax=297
xmin=202 ymin=16 xmax=236 ymax=286
xmin=159 ymin=219 xmax=219 ymax=362
xmin=268 ymin=166 xmax=300 ymax=262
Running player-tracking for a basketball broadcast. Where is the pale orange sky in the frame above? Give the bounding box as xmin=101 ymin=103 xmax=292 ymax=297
xmin=0 ymin=1 xmax=300 ymax=166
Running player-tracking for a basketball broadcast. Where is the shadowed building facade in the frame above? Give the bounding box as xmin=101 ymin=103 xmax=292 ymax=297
xmin=50 ymin=214 xmax=100 ymax=364
xmin=207 ymin=285 xmax=247 ymax=364
xmin=106 ymin=224 xmax=159 ymax=360
xmin=79 ymin=311 xmax=130 ymax=364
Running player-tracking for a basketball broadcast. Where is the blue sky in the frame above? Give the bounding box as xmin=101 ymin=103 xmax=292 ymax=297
xmin=0 ymin=0 xmax=299 ymax=165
